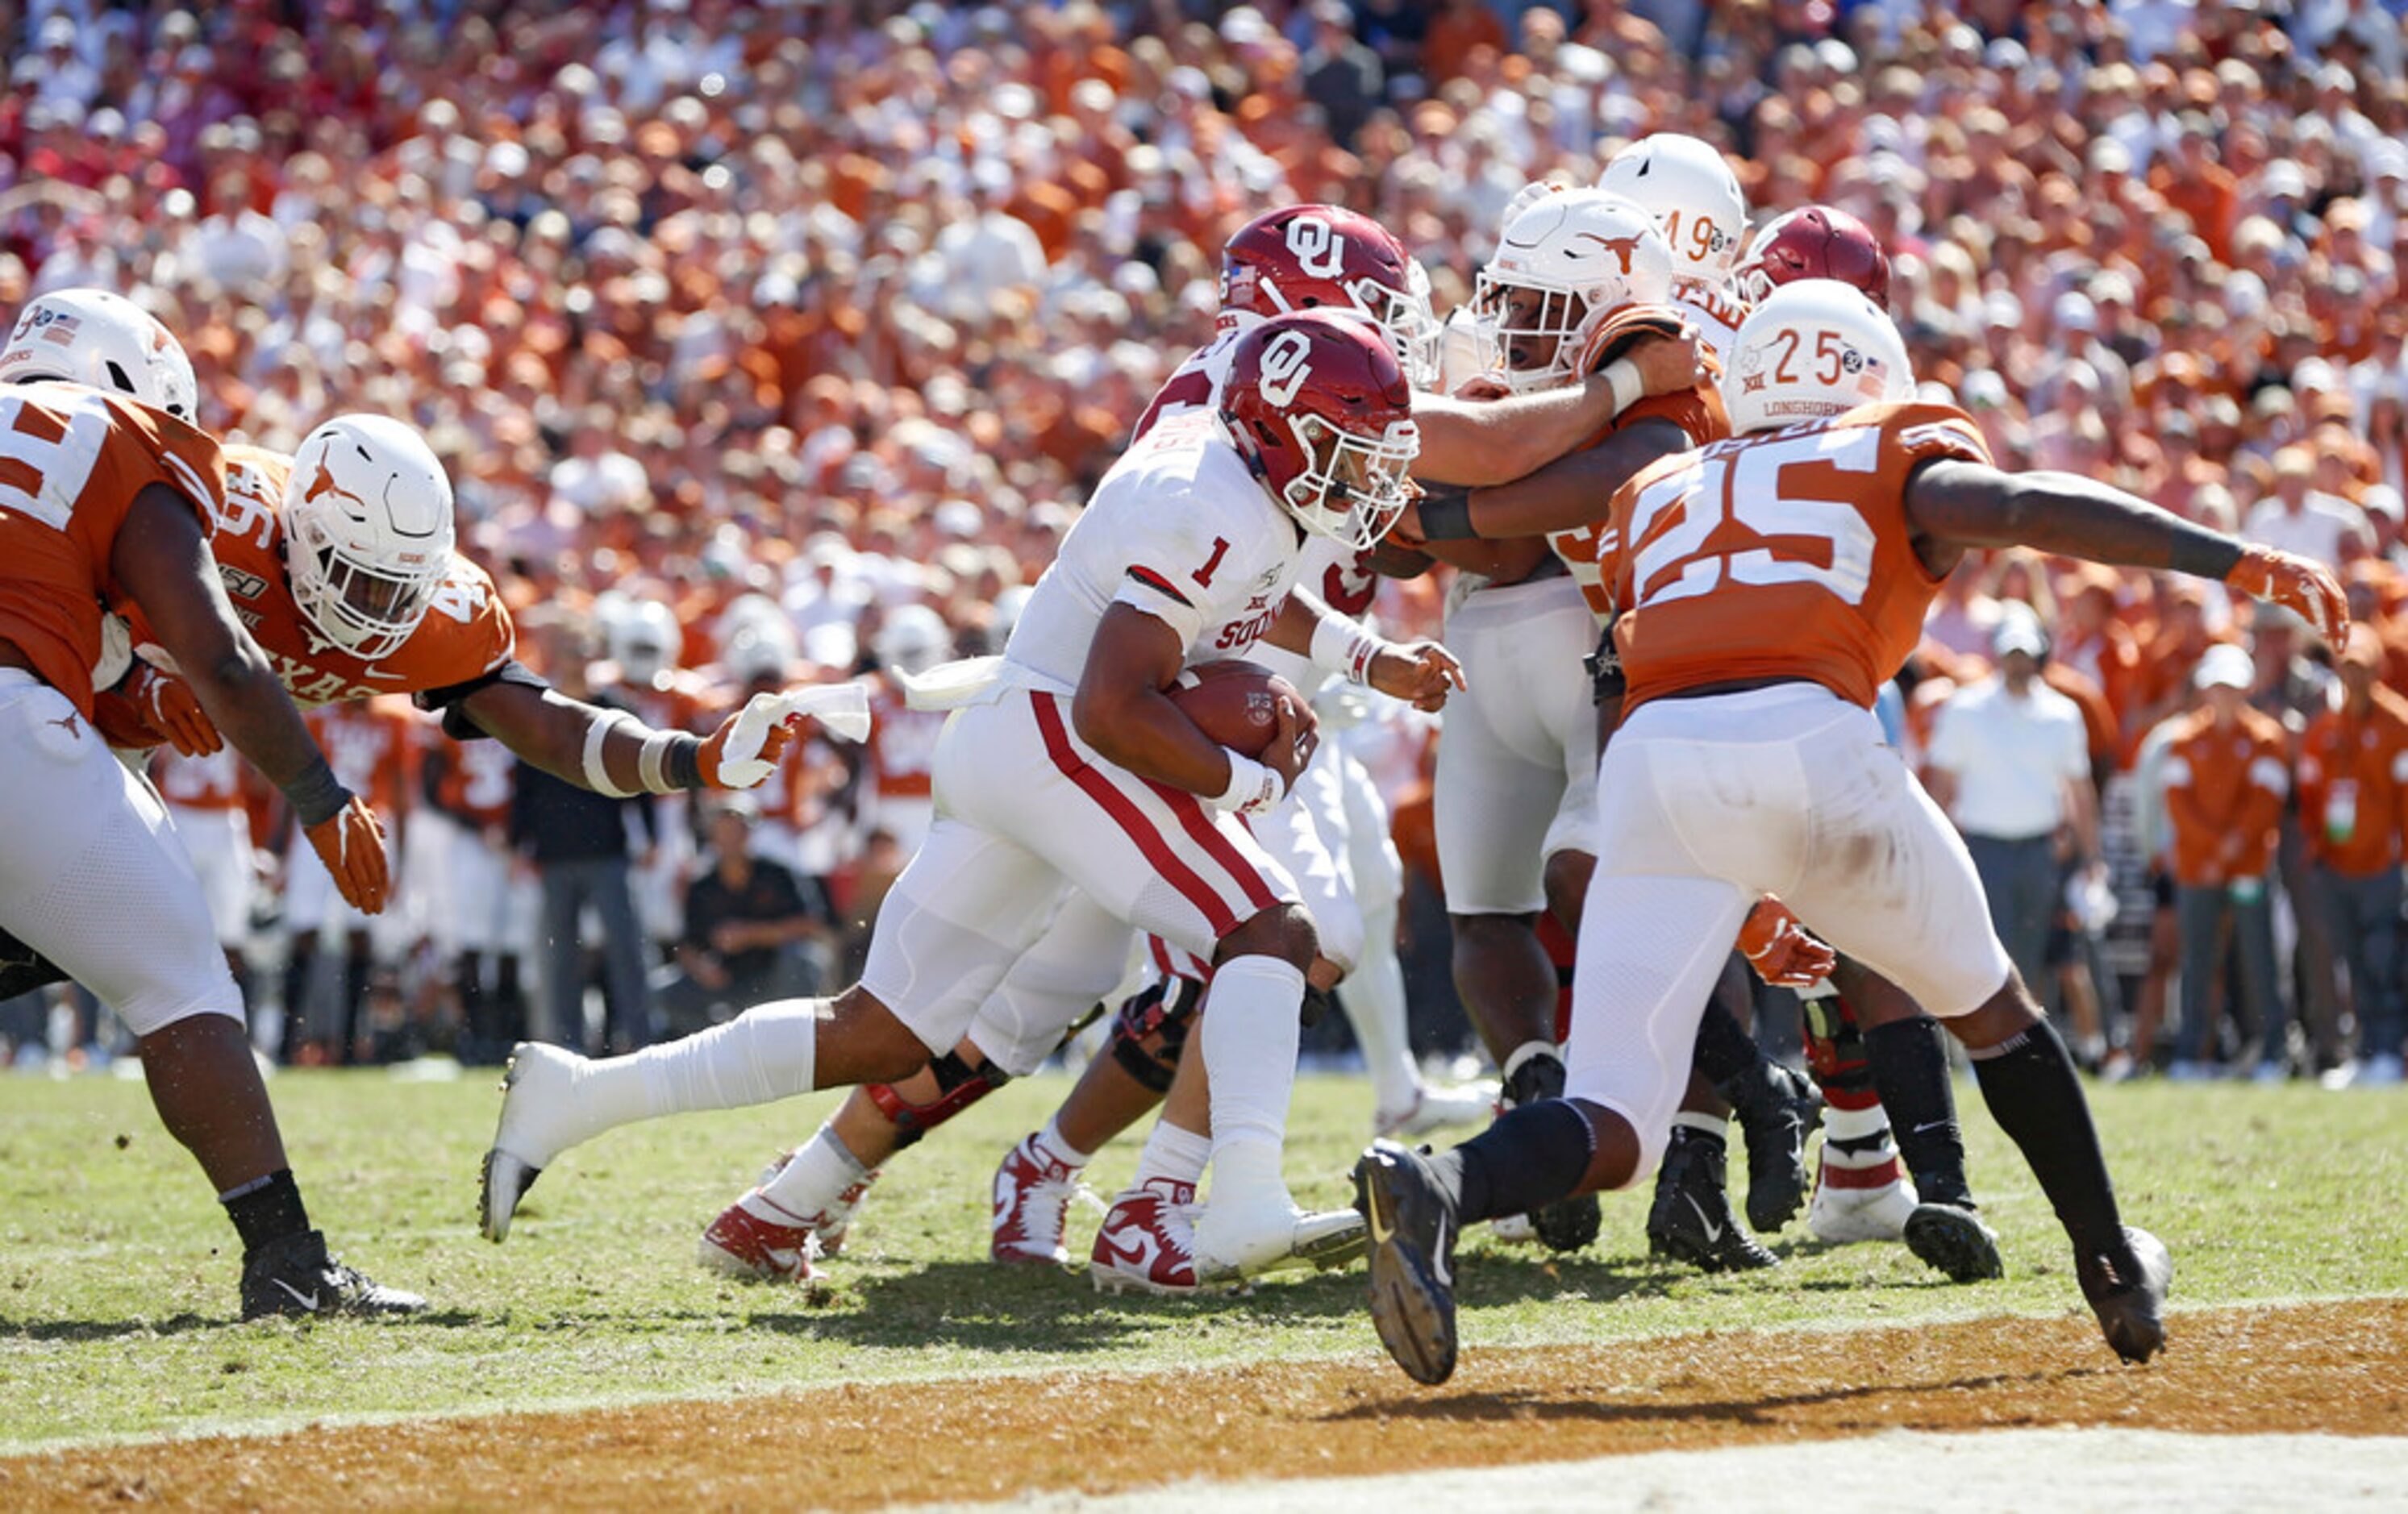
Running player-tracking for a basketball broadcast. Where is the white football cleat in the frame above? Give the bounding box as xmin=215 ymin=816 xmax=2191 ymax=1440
xmin=1089 ymin=1179 xmax=1200 ymax=1296
xmin=697 ymin=1196 xmax=829 ymax=1284
xmin=1375 ymin=1079 xmax=1503 ymax=1141
xmin=1191 ymin=1193 xmax=1367 ymax=1283
xmin=478 ymin=1042 xmax=599 ymax=1242
xmin=1806 ymin=1165 xmax=1919 ymax=1245
xmin=991 ymin=1134 xmax=1083 ymax=1267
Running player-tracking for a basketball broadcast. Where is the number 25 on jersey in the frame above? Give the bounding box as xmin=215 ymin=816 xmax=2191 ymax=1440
xmin=1622 ymin=422 xmax=1883 ymax=610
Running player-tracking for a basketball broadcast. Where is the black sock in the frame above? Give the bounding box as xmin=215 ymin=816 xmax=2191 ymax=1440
xmin=1432 ymin=1100 xmax=1595 ymax=1224
xmin=1968 ymin=1017 xmax=2123 ymax=1256
xmin=222 ymin=1169 xmax=312 ymax=1254
xmin=1692 ymin=987 xmax=1760 ymax=1088
xmin=1865 ymin=1017 xmax=1972 ymax=1208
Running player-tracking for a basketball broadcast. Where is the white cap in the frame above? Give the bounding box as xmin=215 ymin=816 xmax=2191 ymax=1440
xmin=2195 ymin=643 xmax=2253 ymax=690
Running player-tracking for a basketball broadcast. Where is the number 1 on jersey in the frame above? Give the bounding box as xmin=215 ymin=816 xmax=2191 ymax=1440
xmin=1192 ymin=536 xmax=1231 ymax=589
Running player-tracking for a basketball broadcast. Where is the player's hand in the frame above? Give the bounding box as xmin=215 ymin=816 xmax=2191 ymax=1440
xmin=1451 ymin=373 xmax=1513 ymax=401
xmin=1739 ymin=896 xmax=1835 ymax=989
xmin=1368 ymin=639 xmax=1469 ymax=713
xmin=306 ymin=797 xmax=390 ymax=916
xmin=2226 ymin=546 xmax=2348 ymax=647
xmin=700 ymin=692 xmax=801 ymax=789
xmin=129 ymin=664 xmax=221 ymax=757
xmin=1262 ymin=691 xmax=1319 ymax=798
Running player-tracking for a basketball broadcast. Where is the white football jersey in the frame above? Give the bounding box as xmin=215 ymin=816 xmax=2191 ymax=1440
xmin=1004 ymin=410 xmax=1306 ymax=693
xmin=1131 ymin=329 xmax=1241 ymax=436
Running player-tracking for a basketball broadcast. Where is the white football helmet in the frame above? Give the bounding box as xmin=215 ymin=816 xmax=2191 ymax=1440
xmin=1723 ymin=279 xmax=1915 ymax=436
xmin=0 ymin=288 xmax=198 ymax=419
xmin=1473 ymin=190 xmax=1674 ymax=393
xmin=874 ymin=603 xmax=950 ymax=679
xmin=607 ymin=598 xmax=681 ymax=685
xmin=282 ymin=415 xmax=456 ymax=659
xmin=1598 ymin=134 xmax=1749 ymax=286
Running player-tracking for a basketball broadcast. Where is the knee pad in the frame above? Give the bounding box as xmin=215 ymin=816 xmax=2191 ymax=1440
xmin=1107 ymin=974 xmax=1205 ymax=1093
xmin=867 ymin=1050 xmax=1011 ymax=1151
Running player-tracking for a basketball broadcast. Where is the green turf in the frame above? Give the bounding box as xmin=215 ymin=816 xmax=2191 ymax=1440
xmin=2 ymin=1064 xmax=2404 ymax=1450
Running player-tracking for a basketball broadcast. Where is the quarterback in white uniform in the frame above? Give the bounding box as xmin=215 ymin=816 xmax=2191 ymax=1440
xmin=481 ymin=311 xmax=1466 ymax=1283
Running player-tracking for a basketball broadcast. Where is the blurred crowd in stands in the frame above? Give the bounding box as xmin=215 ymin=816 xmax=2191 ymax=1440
xmin=1 ymin=0 xmax=2404 ymax=1086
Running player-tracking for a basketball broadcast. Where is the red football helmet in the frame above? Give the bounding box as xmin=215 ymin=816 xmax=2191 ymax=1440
xmin=1220 ymin=310 xmax=1420 ymax=551
xmin=1219 ymin=205 xmax=1439 ymax=385
xmin=1733 ymin=206 xmax=1892 ymax=308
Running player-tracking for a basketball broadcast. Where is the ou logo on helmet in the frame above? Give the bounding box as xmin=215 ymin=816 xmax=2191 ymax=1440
xmin=1258 ymin=330 xmax=1314 ymax=407
xmin=1283 ymin=215 xmax=1347 ymax=280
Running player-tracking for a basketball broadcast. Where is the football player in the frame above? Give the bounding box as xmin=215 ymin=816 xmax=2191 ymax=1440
xmin=484 ymin=312 xmax=1464 ymax=1288
xmin=0 ymin=288 xmax=417 ymax=1317
xmin=1353 ymin=280 xmax=2346 ymax=1384
xmin=693 ymin=204 xmax=1699 ymax=1292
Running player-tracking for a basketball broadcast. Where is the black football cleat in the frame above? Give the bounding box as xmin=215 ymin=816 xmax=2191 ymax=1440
xmin=240 ymin=1230 xmax=428 ymax=1321
xmin=2077 ymin=1226 xmax=2173 ymax=1364
xmin=1719 ymin=1058 xmax=1823 ymax=1235
xmin=1902 ymin=1200 xmax=2006 ymax=1283
xmin=1352 ymin=1140 xmax=1461 ymax=1386
xmin=1648 ymin=1127 xmax=1778 ymax=1273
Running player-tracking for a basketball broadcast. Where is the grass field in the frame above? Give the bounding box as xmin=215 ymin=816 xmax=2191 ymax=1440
xmin=3 ymin=1066 xmax=2406 ymax=1457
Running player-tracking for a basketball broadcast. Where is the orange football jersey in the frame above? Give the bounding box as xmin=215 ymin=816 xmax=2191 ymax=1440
xmin=119 ymin=445 xmax=515 ymax=709
xmin=0 ymin=385 xmax=225 ymax=717
xmin=152 ymin=744 xmax=248 ymax=813
xmin=865 ymin=680 xmax=943 ymax=801
xmin=1548 ymin=303 xmax=1730 ymax=620
xmin=304 ymin=697 xmax=418 ymax=817
xmin=432 ymin=728 xmax=519 ymax=830
xmin=1603 ymin=401 xmax=1992 ymax=712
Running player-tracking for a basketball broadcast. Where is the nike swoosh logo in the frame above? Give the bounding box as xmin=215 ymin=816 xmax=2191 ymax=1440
xmin=273 ymin=1279 xmax=320 ymax=1312
xmin=1912 ymin=1121 xmax=1950 ymax=1135
xmin=1366 ymin=1183 xmax=1395 ymax=1246
xmin=1431 ymin=1216 xmax=1453 ymax=1287
xmin=1682 ymin=1192 xmax=1724 ymax=1245
xmin=1099 ymin=1229 xmax=1154 ymax=1268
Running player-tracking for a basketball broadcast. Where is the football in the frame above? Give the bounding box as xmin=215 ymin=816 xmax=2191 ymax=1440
xmin=1167 ymin=660 xmax=1298 ymax=759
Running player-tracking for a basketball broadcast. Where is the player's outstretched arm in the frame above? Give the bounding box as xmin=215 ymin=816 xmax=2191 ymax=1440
xmin=1412 ymin=334 xmax=1698 ymax=487
xmin=1262 ymin=589 xmax=1464 ymax=712
xmin=1414 ymin=417 xmax=1694 ymax=542
xmin=1906 ymin=462 xmax=2348 ymax=643
xmin=112 ymin=485 xmax=390 ymax=912
xmin=455 ymin=680 xmax=801 ymax=796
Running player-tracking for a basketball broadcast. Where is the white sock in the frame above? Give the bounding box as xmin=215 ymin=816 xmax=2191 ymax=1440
xmin=1672 ymin=1110 xmax=1728 ymax=1140
xmin=562 ymin=999 xmax=824 ymax=1143
xmin=1131 ymin=1118 xmax=1211 ymax=1187
xmin=1343 ymin=898 xmax=1422 ymax=1116
xmin=749 ymin=1122 xmax=865 ymax=1223
xmin=1198 ymin=955 xmax=1306 ymax=1173
xmin=1032 ymin=1114 xmax=1091 ymax=1171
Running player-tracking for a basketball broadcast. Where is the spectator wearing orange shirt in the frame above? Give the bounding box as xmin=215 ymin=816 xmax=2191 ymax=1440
xmin=2297 ymin=628 xmax=2408 ymax=1086
xmin=2162 ymin=645 xmax=2292 ymax=1080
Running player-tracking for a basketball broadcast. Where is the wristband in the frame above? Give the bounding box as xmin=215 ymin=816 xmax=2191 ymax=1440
xmin=581 ymin=709 xmax=636 ymax=798
xmin=1309 ymin=615 xmax=1386 ymax=686
xmin=1602 ymin=357 xmax=1643 ymax=418
xmin=281 ymin=757 xmax=352 ymax=828
xmin=1415 ymin=485 xmax=1477 ymax=540
xmin=645 ymin=730 xmax=705 ymax=792
xmin=1208 ymin=750 xmax=1283 ymax=814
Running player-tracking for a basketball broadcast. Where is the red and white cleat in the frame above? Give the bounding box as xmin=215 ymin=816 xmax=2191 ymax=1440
xmin=1088 ymin=1179 xmax=1199 ymax=1296
xmin=697 ymin=1194 xmax=834 ymax=1283
xmin=752 ymin=1149 xmax=877 ymax=1258
xmin=991 ymin=1133 xmax=1082 ymax=1267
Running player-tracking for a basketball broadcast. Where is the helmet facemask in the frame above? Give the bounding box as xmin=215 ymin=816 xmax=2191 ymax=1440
xmin=287 ymin=506 xmax=447 ymax=659
xmin=1471 ymin=274 xmax=1594 ymax=393
xmin=1277 ymin=410 xmax=1421 ymax=551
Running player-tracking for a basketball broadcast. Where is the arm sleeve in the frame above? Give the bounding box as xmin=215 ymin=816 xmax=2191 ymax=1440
xmin=416 ymin=659 xmax=550 ymax=739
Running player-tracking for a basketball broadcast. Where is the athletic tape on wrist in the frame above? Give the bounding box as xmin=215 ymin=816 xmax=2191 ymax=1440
xmin=640 ymin=731 xmax=706 ymax=792
xmin=1309 ymin=615 xmax=1387 ymax=686
xmin=1210 ymin=750 xmax=1282 ymax=814
xmin=1603 ymin=357 xmax=1643 ymax=418
xmin=581 ymin=709 xmax=637 ymax=798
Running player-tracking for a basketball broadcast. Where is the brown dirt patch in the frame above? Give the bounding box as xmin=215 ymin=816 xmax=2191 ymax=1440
xmin=6 ymin=1299 xmax=2403 ymax=1511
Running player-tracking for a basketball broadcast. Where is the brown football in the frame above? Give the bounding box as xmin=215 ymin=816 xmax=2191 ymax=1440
xmin=1168 ymin=660 xmax=1298 ymax=759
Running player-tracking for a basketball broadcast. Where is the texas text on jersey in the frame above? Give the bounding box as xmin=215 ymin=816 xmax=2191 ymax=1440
xmin=117 ymin=444 xmax=514 ymax=711
xmin=0 ymin=385 xmax=226 ymax=717
xmin=1602 ymin=400 xmax=1991 ymax=712
xmin=1548 ymin=302 xmax=1731 ymax=622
